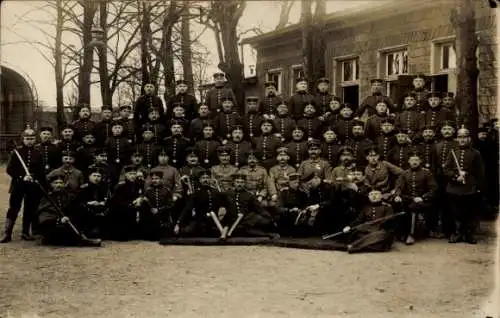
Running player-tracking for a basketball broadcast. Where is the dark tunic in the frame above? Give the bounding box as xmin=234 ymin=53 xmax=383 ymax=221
xmin=214 ymin=112 xmax=243 ymax=141
xmin=395 ymin=109 xmax=422 ymax=138
xmin=36 ymin=141 xmax=59 ymax=175
xmin=285 ymin=140 xmax=309 ymax=169
xmin=366 ymin=114 xmax=390 ymax=141
xmin=166 ymin=93 xmax=198 ymax=121
xmin=94 ymin=119 xmax=113 ymax=146
xmin=252 ymin=134 xmax=282 ymax=169
xmin=394 ymin=167 xmax=437 ymax=209
xmin=109 ymin=180 xmax=144 ymax=239
xmin=356 ymin=94 xmax=395 ymax=117
xmin=71 ymin=118 xmax=97 ymax=142
xmin=163 ymin=136 xmax=191 ymax=168
xmin=165 ymin=118 xmax=190 ymax=137
xmin=204 ymin=85 xmax=236 ymax=115
xmin=387 ymin=144 xmax=414 ymax=170
xmin=313 ymin=93 xmax=335 ymax=117
xmin=188 ymin=117 xmax=213 ymax=141
xmin=194 ymin=139 xmax=221 ymax=168
xmin=137 ymin=141 xmax=162 ymax=169
xmin=142 ymin=121 xmax=168 ymax=144
xmin=289 ymin=91 xmax=315 ymax=119
xmin=244 ymin=112 xmax=263 ymax=139
xmin=134 ymin=94 xmax=165 ymax=132
xmin=77 ymin=182 xmax=110 ymax=236
xmin=334 ymin=118 xmax=354 ymax=142
xmin=273 ymin=115 xmax=296 ymax=142
xmin=345 ymin=137 xmax=374 ymax=169
xmin=416 ymin=141 xmax=438 ymax=172
xmin=419 ymin=107 xmax=455 ymax=131
xmin=226 ymin=140 xmax=253 ymax=168
xmin=259 ymin=94 xmax=283 ymax=116
xmin=375 ymin=133 xmax=397 ymax=161
xmin=297 ymin=116 xmax=323 ymax=141
xmin=321 ymin=141 xmax=342 ymax=167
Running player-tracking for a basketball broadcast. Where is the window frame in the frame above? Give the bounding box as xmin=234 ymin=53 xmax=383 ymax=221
xmin=266 ymin=68 xmax=284 ymax=95
xmin=290 ymin=64 xmax=305 ymax=95
xmin=339 ymin=57 xmax=360 ymax=86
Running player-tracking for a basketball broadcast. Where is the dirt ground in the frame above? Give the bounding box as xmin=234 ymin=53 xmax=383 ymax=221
xmin=0 ymin=172 xmax=498 ymax=318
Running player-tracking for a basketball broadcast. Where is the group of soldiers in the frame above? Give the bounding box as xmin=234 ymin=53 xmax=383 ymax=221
xmin=1 ymin=72 xmax=497 ymax=253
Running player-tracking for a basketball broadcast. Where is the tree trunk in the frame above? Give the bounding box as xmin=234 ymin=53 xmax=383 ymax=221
xmin=181 ymin=3 xmax=195 ymax=95
xmin=55 ymin=0 xmax=66 ymax=132
xmin=140 ymin=0 xmax=151 ymax=93
xmin=163 ymin=24 xmax=176 ymax=101
xmin=76 ymin=0 xmax=96 ymax=120
xmin=310 ymin=0 xmax=326 ymax=87
xmin=221 ymin=22 xmax=244 ymax=113
xmin=98 ymin=0 xmax=112 ymax=107
xmin=275 ymin=1 xmax=294 ymax=30
xmin=300 ymin=0 xmax=313 ymax=87
xmin=452 ymin=0 xmax=479 ymax=137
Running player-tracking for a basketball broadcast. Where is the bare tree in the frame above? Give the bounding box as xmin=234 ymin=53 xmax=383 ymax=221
xmin=301 ymin=0 xmax=326 ymax=89
xmin=275 ymin=1 xmax=294 ymax=30
xmin=181 ymin=2 xmax=195 ymax=95
xmin=54 ymin=0 xmax=66 ymax=130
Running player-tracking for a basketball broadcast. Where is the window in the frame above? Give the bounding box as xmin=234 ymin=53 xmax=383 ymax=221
xmin=290 ymin=65 xmax=305 ymax=94
xmin=266 ymin=69 xmax=283 ymax=94
xmin=441 ymin=44 xmax=457 ymax=70
xmin=431 ymin=39 xmax=458 ymax=93
xmin=385 ymin=49 xmax=408 ymax=77
xmin=340 ymin=58 xmax=359 ymax=83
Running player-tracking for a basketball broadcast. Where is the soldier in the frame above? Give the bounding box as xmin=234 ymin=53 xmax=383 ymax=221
xmin=239 ymin=151 xmax=272 ymax=207
xmin=117 ymin=105 xmax=136 ymax=143
xmin=142 ymin=107 xmax=167 ymax=144
xmin=394 ymin=151 xmax=438 ymax=245
xmin=55 ymin=124 xmax=81 ymax=165
xmin=357 ymin=78 xmax=395 ymax=119
xmin=273 ymin=102 xmax=295 ymax=143
xmin=146 ymin=150 xmax=183 ymax=205
xmin=387 ymin=129 xmax=414 ymax=170
xmin=75 ymin=132 xmax=99 ymax=175
xmin=179 ymin=148 xmax=205 ymax=195
xmin=297 ymin=139 xmax=331 ymax=183
xmin=409 ymin=73 xmax=430 ymax=112
xmin=37 ymin=126 xmax=59 ymax=176
xmin=37 ymin=171 xmax=102 ymax=247
xmin=163 ymin=121 xmax=191 ymax=169
xmin=243 ymin=96 xmax=263 ymax=139
xmin=252 ymin=119 xmax=282 ymax=170
xmin=417 ymin=127 xmax=438 ymax=172
xmin=226 ymin=126 xmax=252 ymax=168
xmin=442 ymin=92 xmax=458 ymax=117
xmin=175 ymin=169 xmax=227 ymax=237
xmin=137 ymin=127 xmax=161 ymax=170
xmin=345 ymin=120 xmax=373 ymax=169
xmin=87 ymin=151 xmax=110 ymax=186
xmin=321 ymin=126 xmax=342 ymax=167
xmin=363 ymin=146 xmax=403 ymax=197
xmin=222 ymin=173 xmax=277 ymax=238
xmin=47 ymin=150 xmax=85 ymax=193
xmin=72 ymin=105 xmax=96 ymax=142
xmin=328 ymin=146 xmax=356 ymax=188
xmin=77 ymin=167 xmax=110 ymax=238
xmin=214 ymin=96 xmax=243 ymax=144
xmin=194 ymin=123 xmax=220 ymax=169
xmin=395 ymin=92 xmax=422 ymax=140
xmin=314 ymin=77 xmax=334 ymax=118
xmin=94 ymin=105 xmax=114 ymax=147
xmin=297 ymin=102 xmax=322 ymax=141
xmin=365 ymin=100 xmax=391 ymax=141
xmin=134 ymin=82 xmax=165 ymax=133
xmin=285 ymin=126 xmax=308 ymax=169
xmin=419 ymin=92 xmax=455 ymax=131
xmin=143 ymin=170 xmax=175 ymax=240
xmin=1 ymin=127 xmax=43 ymax=242
xmin=166 ymin=79 xmax=198 ymax=121
xmin=211 ymin=145 xmax=238 ymax=192
xmin=334 ymin=103 xmax=356 ymax=143
xmin=276 ymin=172 xmax=308 ymax=237
xmin=341 ymin=189 xmax=396 ymax=254
xmin=444 ymin=126 xmax=485 ymax=244
xmin=268 ymin=147 xmax=296 ymax=200
xmin=289 ymin=77 xmax=314 ymax=119
xmin=118 ymin=151 xmax=148 ymax=183
xmin=188 ymin=104 xmax=213 ymax=141
xmin=204 ymin=72 xmax=237 ymax=115
xmin=105 ymin=120 xmax=133 ymax=187
xmin=375 ymin=117 xmax=397 ymax=161
xmin=260 ymin=80 xmax=284 ymax=118
xmin=326 ymin=97 xmax=342 ymax=127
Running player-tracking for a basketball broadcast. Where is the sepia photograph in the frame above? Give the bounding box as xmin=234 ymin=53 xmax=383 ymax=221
xmin=0 ymin=0 xmax=498 ymax=317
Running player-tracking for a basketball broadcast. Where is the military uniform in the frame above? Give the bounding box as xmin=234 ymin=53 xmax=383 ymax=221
xmin=375 ymin=133 xmax=397 ymax=161
xmin=268 ymin=163 xmax=296 ymax=199
xmin=211 ymin=164 xmax=238 ymax=193
xmin=416 ymin=140 xmax=438 ymax=172
xmin=55 ymin=138 xmax=81 ymax=165
xmin=72 ymin=117 xmax=96 ymax=142
xmin=244 ymin=111 xmax=263 ymax=139
xmin=356 ymin=92 xmax=395 ymax=118
xmin=105 ymin=134 xmax=133 ymax=186
xmin=166 ymin=90 xmax=198 ymax=121
xmin=194 ymin=138 xmax=220 ymax=168
xmin=239 ymin=164 xmax=270 ymax=204
xmin=94 ymin=106 xmax=114 ymax=146
xmin=260 ymin=82 xmax=284 ymax=116
xmin=137 ymin=140 xmax=161 ymax=170
xmin=142 ymin=121 xmax=168 ymax=145
xmin=289 ymin=91 xmax=315 ymax=119
xmin=395 ymin=108 xmax=422 ymax=139
xmin=276 ymin=173 xmax=308 ymax=237
xmin=366 ymin=114 xmax=391 ymax=141
xmin=143 ymin=173 xmax=174 ymax=239
xmin=146 ymin=164 xmax=183 ymax=200
xmin=410 ymin=88 xmax=430 ymax=113
xmin=298 ymin=157 xmax=331 ymax=182
xmin=227 ymin=140 xmax=252 ymax=168
xmin=273 ymin=114 xmax=295 ymax=142
xmin=77 ymin=176 xmax=110 ymax=238
xmin=285 ymin=140 xmax=308 ymax=169
xmin=252 ymin=133 xmax=282 ymax=170
xmin=134 ymin=92 xmax=165 ymax=133
xmin=188 ymin=117 xmax=213 ymax=141
xmin=163 ymin=135 xmax=191 ymax=168
xmin=204 ymin=75 xmax=237 ymax=115
xmin=303 ymin=176 xmax=337 ymax=235
xmin=387 ymin=143 xmax=415 ymax=170
xmin=364 ymin=161 xmax=403 ymax=194
xmin=314 ymin=91 xmax=335 ymax=118
xmin=419 ymin=106 xmax=455 ymax=131
xmin=214 ymin=110 xmax=243 ymax=142
xmin=36 ymin=138 xmax=59 ymax=176
xmin=47 ymin=164 xmax=85 ymax=193
xmin=335 ymin=117 xmax=354 ymax=143
xmin=297 ymin=116 xmax=323 ymax=141
xmin=345 ymin=137 xmax=373 ymax=169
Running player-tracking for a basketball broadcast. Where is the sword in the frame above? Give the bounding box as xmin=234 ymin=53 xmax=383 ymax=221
xmin=206 ymin=211 xmax=228 ymax=238
xmin=227 ymin=213 xmax=244 ymax=237
xmin=450 ymin=149 xmax=466 ymax=184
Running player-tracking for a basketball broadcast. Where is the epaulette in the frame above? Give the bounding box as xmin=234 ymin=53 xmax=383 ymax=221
xmin=80 ymin=183 xmax=89 ymax=189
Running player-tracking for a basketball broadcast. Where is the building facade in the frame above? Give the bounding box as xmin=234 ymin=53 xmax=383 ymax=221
xmin=242 ymin=0 xmax=497 ymax=121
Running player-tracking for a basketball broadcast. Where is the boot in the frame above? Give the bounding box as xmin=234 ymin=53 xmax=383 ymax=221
xmin=0 ymin=219 xmax=14 ymax=243
xmin=21 ymin=215 xmax=35 ymax=241
xmin=405 ymin=235 xmax=415 ymax=245
xmin=448 ymin=232 xmax=461 ymax=243
xmin=78 ymin=237 xmax=102 ymax=247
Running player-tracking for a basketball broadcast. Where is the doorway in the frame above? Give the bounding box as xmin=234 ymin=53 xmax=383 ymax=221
xmin=433 ymin=74 xmax=448 ymax=93
xmin=342 ymin=85 xmax=359 ymax=109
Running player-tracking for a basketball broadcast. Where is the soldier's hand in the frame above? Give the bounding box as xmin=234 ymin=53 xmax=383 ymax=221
xmin=257 ymin=196 xmax=263 ymax=202
xmin=218 ymin=207 xmax=226 ymax=220
xmin=173 ymin=195 xmax=180 ymax=202
xmin=394 ymin=196 xmax=402 ymax=203
xmin=271 ymin=194 xmax=278 ymax=201
xmin=319 ymin=116 xmax=325 ymax=121
xmin=60 ymin=216 xmax=70 ymax=224
xmin=87 ymin=201 xmax=97 ymax=206
xmin=343 ymin=226 xmax=351 ymax=233
xmin=23 ymin=175 xmax=33 ymax=182
xmin=151 ymin=208 xmax=158 ymax=214
xmin=221 ymin=140 xmax=228 ymax=145
xmin=174 ymin=224 xmax=180 ymax=235
xmin=457 ymin=175 xmax=465 ymax=183
xmin=413 ymin=197 xmax=423 ymax=204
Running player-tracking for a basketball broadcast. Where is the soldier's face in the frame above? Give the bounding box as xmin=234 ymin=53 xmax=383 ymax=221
xmin=203 ymin=127 xmax=214 ymax=137
xmin=404 ymin=97 xmax=416 ymax=108
xmin=352 ymin=126 xmax=364 ymax=136
xmin=176 ymin=84 xmax=188 ymax=93
xmin=408 ymin=156 xmax=421 ymax=168
xmin=261 ymin=123 xmax=272 ymax=133
xmin=136 ymin=171 xmax=144 ymax=180
xmin=51 ymin=179 xmax=65 ymax=191
xmin=148 ymin=111 xmax=160 ymax=121
xmin=317 ymin=83 xmax=328 ymax=92
xmin=120 ymin=109 xmax=131 ymax=117
xmin=142 ymin=131 xmax=154 ymax=141
xmin=368 ymin=191 xmax=382 ymax=203
xmin=277 ymin=104 xmax=288 ymax=115
xmin=428 ymin=97 xmax=440 ymax=108
xmin=83 ymin=135 xmax=95 ymax=144
xmin=62 ymin=129 xmax=74 ymax=139
xmin=396 ymin=134 xmax=408 ymax=144
xmin=131 ymin=155 xmax=142 ymax=165
xmin=304 ymin=104 xmax=315 ymax=115
xmin=23 ymin=136 xmax=36 ymax=146
xmin=89 ymin=173 xmax=102 ymax=184
xmin=40 ymin=131 xmax=52 ymax=142
xmin=296 ymin=81 xmax=308 ymax=91
xmin=478 ymin=132 xmax=488 ymax=140
xmin=246 ymin=101 xmax=258 ymax=112
xmin=352 ymin=171 xmax=364 ymax=183
xmin=187 ymin=155 xmax=199 ymax=165
xmin=277 ymin=153 xmax=289 ymax=163
xmin=289 ymin=179 xmax=299 ymax=190
xmin=323 ymin=130 xmax=337 ymax=142
xmin=457 ymin=135 xmax=470 ymax=146
xmin=102 ymin=110 xmax=112 ymax=119
xmin=151 ymin=175 xmax=161 ymax=186
xmin=423 ymin=129 xmax=434 ymax=140
xmin=214 ymin=76 xmax=225 ymax=85
xmin=234 ymin=178 xmax=245 ymax=190
xmin=173 ymin=107 xmax=185 ymax=117
xmin=232 ymin=130 xmax=243 ymax=141
xmin=442 ymin=97 xmax=453 ymax=106
xmin=329 ymin=100 xmax=341 ymax=111
xmin=219 ymin=153 xmax=230 ymax=163
xmin=366 ymin=152 xmax=380 ymax=165
xmin=62 ymin=156 xmax=74 ymax=165
xmin=371 ymin=82 xmax=383 ymax=93
xmin=158 ymin=155 xmax=169 ymax=165
xmin=381 ymin=123 xmax=394 ymax=133
xmin=375 ymin=103 xmax=388 ymax=114
xmin=199 ymin=106 xmax=209 ymax=116
xmin=413 ymin=78 xmax=425 ymax=88
xmin=144 ymin=84 xmax=155 ymax=94
xmin=340 ymin=153 xmax=353 ymax=163
xmin=171 ymin=124 xmax=182 ymax=135
xmin=112 ymin=126 xmax=123 ymax=136
xmin=199 ymin=174 xmax=210 ymax=186
xmin=308 ymin=147 xmax=320 ymax=157
xmin=79 ymin=108 xmax=91 ymax=118
xmin=340 ymin=108 xmax=352 ymax=118
xmin=441 ymin=126 xmax=454 ymax=138
xmin=292 ymin=129 xmax=304 ymax=140
xmin=248 ymin=156 xmax=258 ymax=166
xmin=265 ymin=86 xmax=276 ymax=95
xmin=222 ymin=101 xmax=233 ymax=111
xmin=125 ymin=171 xmax=137 ymax=181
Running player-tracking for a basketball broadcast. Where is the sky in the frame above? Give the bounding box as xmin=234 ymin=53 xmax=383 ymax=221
xmin=1 ymin=0 xmax=377 ymax=109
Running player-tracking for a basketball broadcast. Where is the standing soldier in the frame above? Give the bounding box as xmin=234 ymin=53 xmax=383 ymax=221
xmin=313 ymin=77 xmax=334 ymax=118
xmin=204 ymin=72 xmax=237 ymax=116
xmin=134 ymin=82 xmax=165 ymax=134
xmin=179 ymin=148 xmax=205 ymax=195
xmin=268 ymin=147 xmax=297 ymax=199
xmin=47 ymin=150 xmax=85 ymax=193
xmin=252 ymin=119 xmax=282 ymax=170
xmin=105 ymin=121 xmax=133 ymax=187
xmin=243 ymin=96 xmax=263 ymax=139
xmin=356 ymin=79 xmax=395 ymax=119
xmin=365 ymin=101 xmax=391 ymax=141
xmin=72 ymin=105 xmax=96 ymax=143
xmin=166 ymin=79 xmax=198 ymax=121
xmin=273 ymin=102 xmax=295 ymax=143
xmin=444 ymin=126 xmax=485 ymax=244
xmin=260 ymin=81 xmax=283 ymax=119
xmin=375 ymin=117 xmax=397 ymax=161
xmin=117 ymin=105 xmax=135 ymax=144
xmin=214 ymin=97 xmax=243 ymax=144
xmin=285 ymin=126 xmax=309 ymax=169
xmin=163 ymin=122 xmax=191 ymax=169
xmin=1 ymin=127 xmax=43 ymax=242
xmin=142 ymin=107 xmax=168 ymax=144
xmin=188 ymin=104 xmax=213 ymax=141
xmin=239 ymin=151 xmax=272 ymax=207
xmin=395 ymin=92 xmax=422 ymax=141
xmin=37 ymin=126 xmax=59 ymax=176
xmin=297 ymin=139 xmax=331 ymax=183
xmin=94 ymin=105 xmax=114 ymax=147
xmin=55 ymin=124 xmax=81 ymax=165
xmin=226 ymin=126 xmax=252 ymax=168
xmin=419 ymin=92 xmax=455 ymax=131
xmin=409 ymin=74 xmax=430 ymax=112
xmin=321 ymin=126 xmax=342 ymax=167
xmin=289 ymin=77 xmax=314 ymax=119
xmin=345 ymin=120 xmax=374 ymax=170
xmin=137 ymin=127 xmax=161 ymax=170
xmin=194 ymin=123 xmax=221 ymax=169
xmin=211 ymin=145 xmax=238 ymax=193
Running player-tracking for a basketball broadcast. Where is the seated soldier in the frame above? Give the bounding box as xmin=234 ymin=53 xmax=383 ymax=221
xmin=222 ymin=173 xmax=278 ymax=238
xmin=38 ymin=171 xmax=102 ymax=247
xmin=341 ymin=189 xmax=396 ymax=254
xmin=276 ymin=173 xmax=308 ymax=237
xmin=238 ymin=151 xmax=273 ymax=207
xmin=363 ymin=146 xmax=403 ymax=199
xmin=47 ymin=150 xmax=85 ymax=193
xmin=394 ymin=151 xmax=438 ymax=245
xmin=175 ymin=169 xmax=227 ymax=238
xmin=143 ymin=170 xmax=175 ymax=240
xmin=337 ymin=168 xmax=370 ymax=231
xmin=268 ymin=147 xmax=296 ymax=202
xmin=145 ymin=150 xmax=182 ymax=205
xmin=77 ymin=167 xmax=110 ymax=238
